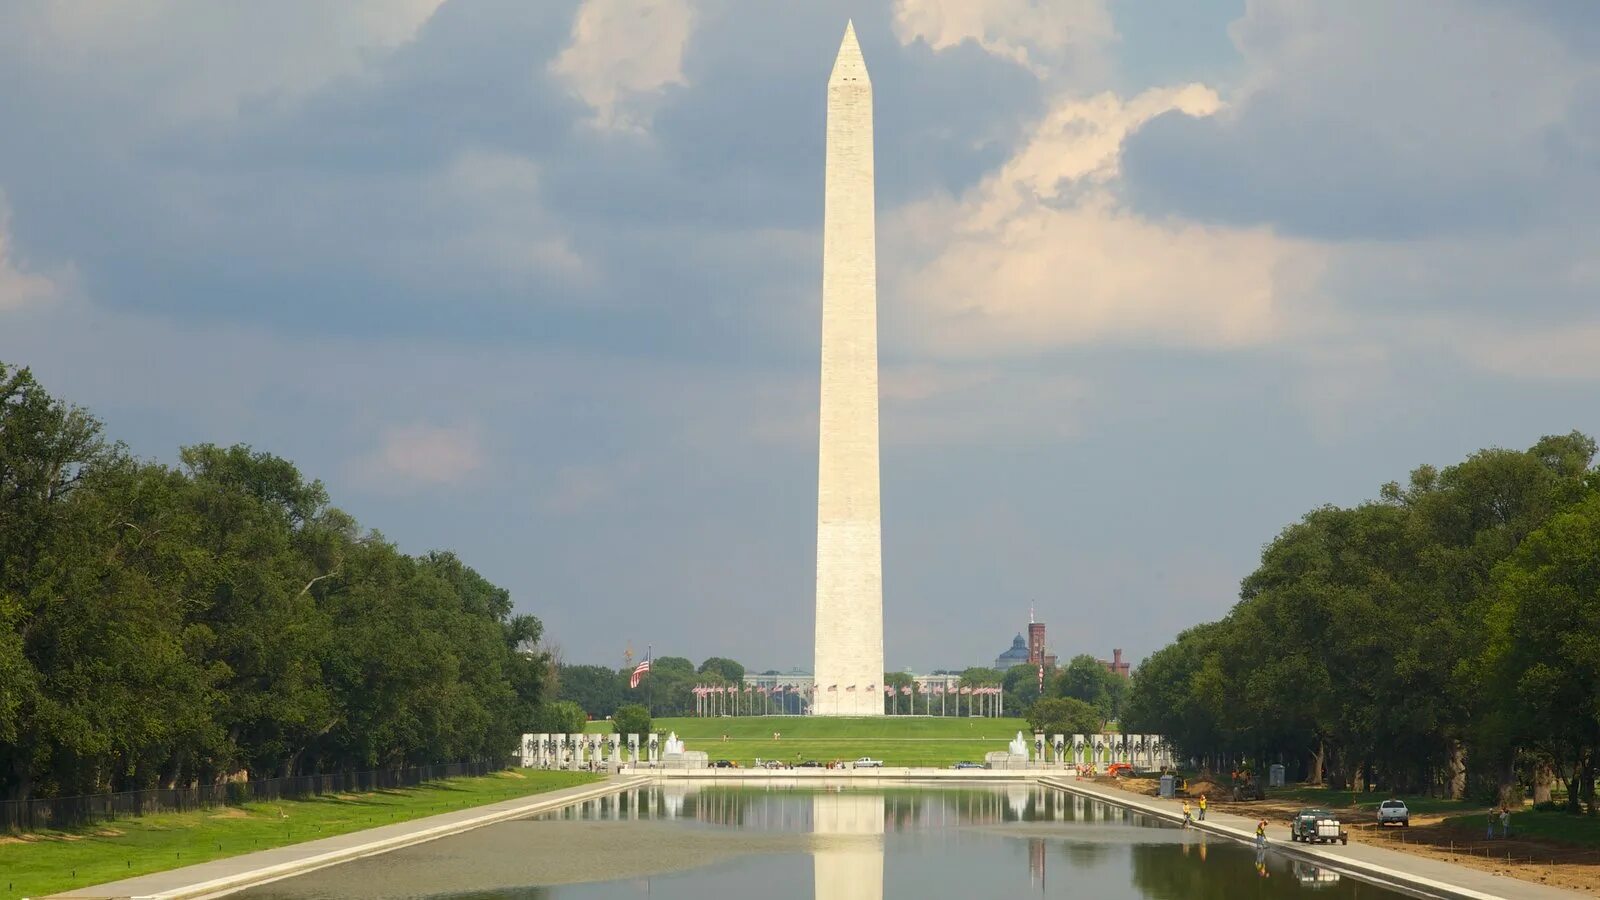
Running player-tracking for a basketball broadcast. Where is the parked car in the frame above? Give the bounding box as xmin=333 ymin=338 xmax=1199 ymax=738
xmin=853 ymin=757 xmax=884 ymax=768
xmin=1290 ymin=808 xmax=1349 ymax=845
xmin=1376 ymin=799 xmax=1410 ymax=827
xmin=761 ymin=760 xmax=790 ymax=770
xmin=797 ymin=760 xmax=823 ymax=768
xmin=951 ymin=761 xmax=985 ymax=770
xmin=711 ymin=759 xmax=736 ymax=768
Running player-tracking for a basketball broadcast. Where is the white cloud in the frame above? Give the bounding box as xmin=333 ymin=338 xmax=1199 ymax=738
xmin=0 ymin=200 xmax=58 ymax=313
xmin=7 ymin=0 xmax=445 ymax=121
xmin=550 ymin=0 xmax=695 ymax=133
xmin=886 ymin=84 xmax=1326 ymax=356
xmin=424 ymin=149 xmax=586 ymax=282
xmin=358 ymin=423 xmax=485 ymax=488
xmin=892 ymin=0 xmax=1114 ymax=77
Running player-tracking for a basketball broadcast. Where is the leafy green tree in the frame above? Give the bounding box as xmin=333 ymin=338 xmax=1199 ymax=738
xmin=558 ymin=664 xmax=624 ymax=719
xmin=532 ymin=700 xmax=587 ymax=734
xmin=612 ymin=704 xmax=652 ymax=738
xmin=0 ymin=361 xmax=558 ymax=803
xmin=1484 ymin=491 xmax=1600 ymax=813
xmin=697 ymin=657 xmax=745 ymax=683
xmin=1027 ymin=698 xmax=1101 ymax=737
xmin=1057 ymin=655 xmax=1125 ymax=726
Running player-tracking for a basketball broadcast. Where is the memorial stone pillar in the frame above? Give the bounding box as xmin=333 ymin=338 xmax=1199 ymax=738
xmin=1052 ymin=735 xmax=1065 ymax=769
xmin=628 ymin=734 xmax=640 ymax=765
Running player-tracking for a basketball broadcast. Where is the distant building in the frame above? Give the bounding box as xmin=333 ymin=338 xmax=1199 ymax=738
xmin=994 ymin=611 xmax=1058 ymax=671
xmin=1098 ymin=648 xmax=1131 ymax=679
xmin=994 ymin=634 xmax=1031 ymax=670
xmin=1027 ymin=612 xmax=1057 ymax=668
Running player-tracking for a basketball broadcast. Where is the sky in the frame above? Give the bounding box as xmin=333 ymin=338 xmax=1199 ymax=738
xmin=2 ymin=0 xmax=1597 ymax=675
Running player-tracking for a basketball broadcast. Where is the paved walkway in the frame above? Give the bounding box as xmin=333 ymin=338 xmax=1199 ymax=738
xmin=45 ymin=776 xmax=647 ymax=900
xmin=1039 ymin=776 xmax=1585 ymax=900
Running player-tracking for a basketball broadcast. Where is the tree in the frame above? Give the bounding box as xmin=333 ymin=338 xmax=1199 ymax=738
xmin=1027 ymin=698 xmax=1101 ymax=737
xmin=531 ymin=700 xmax=587 ymax=735
xmin=1057 ymin=655 xmax=1124 ymax=726
xmin=558 ymin=664 xmax=623 ymax=719
xmin=698 ymin=657 xmax=745 ymax=683
xmin=612 ymin=704 xmax=652 ymax=738
xmin=1484 ymin=491 xmax=1600 ymax=814
xmin=0 ymin=361 xmax=559 ymax=803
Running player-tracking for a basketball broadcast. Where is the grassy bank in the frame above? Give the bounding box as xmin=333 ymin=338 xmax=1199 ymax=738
xmin=585 ymin=716 xmax=1031 ymax=767
xmin=0 ymin=768 xmax=598 ymax=900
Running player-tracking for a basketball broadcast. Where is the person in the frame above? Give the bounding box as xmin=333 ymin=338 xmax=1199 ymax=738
xmin=1255 ymin=818 xmax=1268 ymax=849
xmin=1500 ymin=806 xmax=1511 ymax=838
xmin=1198 ymin=794 xmax=1208 ymax=821
xmin=1488 ymin=808 xmax=1496 ymax=839
xmin=1182 ymin=799 xmax=1193 ymax=828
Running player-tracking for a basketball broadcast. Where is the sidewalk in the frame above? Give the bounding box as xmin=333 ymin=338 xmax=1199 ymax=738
xmin=44 ymin=775 xmax=647 ymax=900
xmin=1040 ymin=777 xmax=1584 ymax=900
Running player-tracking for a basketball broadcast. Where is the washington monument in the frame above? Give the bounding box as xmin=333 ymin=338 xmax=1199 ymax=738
xmin=813 ymin=21 xmax=883 ymax=716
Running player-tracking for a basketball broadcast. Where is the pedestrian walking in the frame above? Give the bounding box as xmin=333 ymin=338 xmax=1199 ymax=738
xmin=1198 ymin=794 xmax=1208 ymax=822
xmin=1182 ymin=799 xmax=1193 ymax=828
xmin=1255 ymin=818 xmax=1268 ymax=849
xmin=1487 ymin=809 xmax=1496 ymax=839
xmin=1500 ymin=806 xmax=1510 ymax=838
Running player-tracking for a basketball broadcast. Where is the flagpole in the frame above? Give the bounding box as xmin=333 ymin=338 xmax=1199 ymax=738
xmin=646 ymin=645 xmax=652 ymax=717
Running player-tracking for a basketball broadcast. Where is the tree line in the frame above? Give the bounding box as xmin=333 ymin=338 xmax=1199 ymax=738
xmin=0 ymin=363 xmax=551 ymax=803
xmin=1123 ymin=432 xmax=1599 ymax=814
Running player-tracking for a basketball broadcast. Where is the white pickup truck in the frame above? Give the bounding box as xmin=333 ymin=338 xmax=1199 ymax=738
xmin=1376 ymin=799 xmax=1410 ymax=827
xmin=852 ymin=757 xmax=883 ymax=768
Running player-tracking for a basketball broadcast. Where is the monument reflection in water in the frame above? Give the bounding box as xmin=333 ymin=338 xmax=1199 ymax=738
xmin=239 ymin=785 xmax=1401 ymax=899
xmin=812 ymin=791 xmax=884 ymax=900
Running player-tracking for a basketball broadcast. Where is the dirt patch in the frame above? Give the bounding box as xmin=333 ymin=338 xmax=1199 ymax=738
xmin=209 ymin=807 xmax=251 ymax=819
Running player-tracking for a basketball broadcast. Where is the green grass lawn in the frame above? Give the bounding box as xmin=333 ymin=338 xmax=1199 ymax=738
xmin=1438 ymin=808 xmax=1600 ymax=848
xmin=1259 ymin=786 xmax=1475 ymax=816
xmin=0 ymin=769 xmax=598 ymax=900
xmin=585 ymin=716 xmax=1031 ymax=767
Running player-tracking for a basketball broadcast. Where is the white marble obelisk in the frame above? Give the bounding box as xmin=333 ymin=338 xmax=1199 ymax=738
xmin=813 ymin=21 xmax=883 ymax=717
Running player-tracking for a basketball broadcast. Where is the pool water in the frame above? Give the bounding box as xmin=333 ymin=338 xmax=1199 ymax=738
xmin=238 ymin=784 xmax=1402 ymax=899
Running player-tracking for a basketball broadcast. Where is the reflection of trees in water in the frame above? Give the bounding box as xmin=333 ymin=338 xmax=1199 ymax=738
xmin=1130 ymin=842 xmax=1381 ymax=899
xmin=1129 ymin=841 xmax=1256 ymax=900
xmin=1057 ymin=837 xmax=1111 ymax=868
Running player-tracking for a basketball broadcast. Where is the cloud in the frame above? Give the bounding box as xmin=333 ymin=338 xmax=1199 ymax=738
xmin=886 ymin=84 xmax=1326 ymax=356
xmin=550 ymin=0 xmax=696 ymax=132
xmin=0 ymin=199 xmax=58 ymax=312
xmin=357 ymin=423 xmax=486 ymax=489
xmin=1121 ymin=0 xmax=1598 ymax=239
xmin=891 ymin=0 xmax=1114 ymax=77
xmin=3 ymin=0 xmax=446 ymax=122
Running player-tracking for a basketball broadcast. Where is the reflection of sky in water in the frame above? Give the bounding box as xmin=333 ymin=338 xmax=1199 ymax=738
xmin=239 ymin=786 xmax=1399 ymax=900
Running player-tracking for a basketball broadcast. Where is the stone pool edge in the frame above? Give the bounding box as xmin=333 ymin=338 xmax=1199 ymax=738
xmin=42 ymin=775 xmax=649 ymax=900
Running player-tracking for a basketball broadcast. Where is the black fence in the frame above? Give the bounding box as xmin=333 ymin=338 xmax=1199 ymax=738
xmin=1 ymin=758 xmax=508 ymax=833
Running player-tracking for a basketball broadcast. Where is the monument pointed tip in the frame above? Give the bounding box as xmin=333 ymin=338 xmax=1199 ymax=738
xmin=831 ymin=19 xmax=869 ymax=82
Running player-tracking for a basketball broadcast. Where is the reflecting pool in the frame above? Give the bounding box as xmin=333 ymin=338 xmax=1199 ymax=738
xmin=239 ymin=784 xmax=1403 ymax=899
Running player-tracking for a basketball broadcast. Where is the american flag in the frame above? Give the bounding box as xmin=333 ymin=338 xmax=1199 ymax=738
xmin=629 ymin=656 xmax=651 ymax=689
xmin=901 ymin=685 xmax=912 ymax=696
xmin=827 ymin=684 xmax=837 ymax=692
xmin=960 ymin=686 xmax=971 ymax=695
xmin=846 ymin=684 xmax=856 ymax=692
